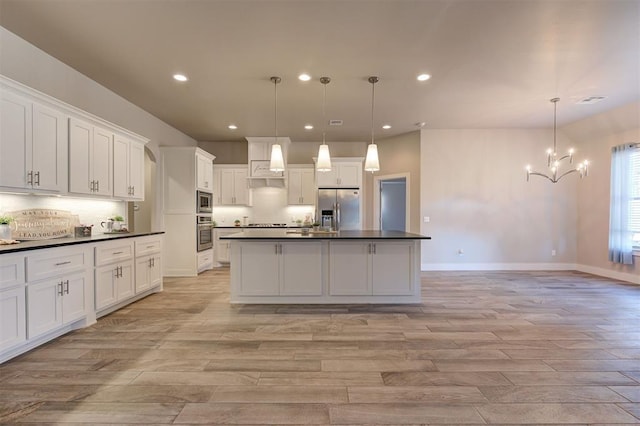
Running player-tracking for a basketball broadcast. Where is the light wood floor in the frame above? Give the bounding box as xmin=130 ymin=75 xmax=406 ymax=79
xmin=1 ymin=269 xmax=640 ymax=424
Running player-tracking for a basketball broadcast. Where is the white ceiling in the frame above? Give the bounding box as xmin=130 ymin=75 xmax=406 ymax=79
xmin=1 ymin=0 xmax=638 ymax=142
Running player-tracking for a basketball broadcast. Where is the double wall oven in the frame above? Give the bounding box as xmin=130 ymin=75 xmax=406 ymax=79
xmin=197 ymin=215 xmax=213 ymax=252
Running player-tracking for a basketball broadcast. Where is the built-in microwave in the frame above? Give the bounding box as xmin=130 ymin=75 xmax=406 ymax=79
xmin=197 ymin=191 xmax=213 ymax=213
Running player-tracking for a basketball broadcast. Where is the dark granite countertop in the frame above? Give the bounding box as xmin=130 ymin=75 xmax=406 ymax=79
xmin=0 ymin=231 xmax=164 ymax=254
xmin=219 ymin=230 xmax=431 ymax=240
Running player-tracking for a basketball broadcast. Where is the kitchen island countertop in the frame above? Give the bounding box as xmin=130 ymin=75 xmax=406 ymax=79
xmin=0 ymin=231 xmax=165 ymax=254
xmin=220 ymin=229 xmax=431 ymax=240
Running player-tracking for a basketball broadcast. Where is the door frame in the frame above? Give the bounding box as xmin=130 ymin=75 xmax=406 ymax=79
xmin=373 ymin=172 xmax=410 ymax=231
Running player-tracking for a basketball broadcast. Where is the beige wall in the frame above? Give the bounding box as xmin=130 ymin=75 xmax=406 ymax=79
xmin=363 ymin=131 xmax=421 ymax=233
xmin=420 ymin=128 xmax=578 ymax=269
xmin=199 ymin=141 xmax=248 ymax=164
xmin=564 ymin=102 xmax=640 ymax=280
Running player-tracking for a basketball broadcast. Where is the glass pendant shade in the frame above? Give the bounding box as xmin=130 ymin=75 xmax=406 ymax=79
xmin=317 ymin=144 xmax=332 ymax=172
xmin=364 ymin=143 xmax=380 ymax=172
xmin=270 ymin=143 xmax=285 ymax=172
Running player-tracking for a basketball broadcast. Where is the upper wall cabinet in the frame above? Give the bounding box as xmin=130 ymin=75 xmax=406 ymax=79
xmin=1 ymin=76 xmax=149 ymax=200
xmin=69 ymin=118 xmax=113 ymax=197
xmin=0 ymin=91 xmax=67 ymax=193
xmin=315 ymin=158 xmax=363 ymax=188
xmin=288 ymin=166 xmax=315 ymax=205
xmin=113 ymin=135 xmax=144 ymax=200
xmin=196 ymin=151 xmax=214 ymax=192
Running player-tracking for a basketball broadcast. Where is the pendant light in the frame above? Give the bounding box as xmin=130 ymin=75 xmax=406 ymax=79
xmin=525 ymin=98 xmax=589 ymax=183
xmin=364 ymin=76 xmax=380 ymax=172
xmin=316 ymin=76 xmax=332 ymax=172
xmin=269 ymin=76 xmax=285 ymax=172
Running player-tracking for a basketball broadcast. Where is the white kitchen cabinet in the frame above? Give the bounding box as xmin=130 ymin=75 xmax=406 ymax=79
xmin=236 ymin=241 xmax=323 ymax=296
xmin=288 ymin=167 xmax=316 ymax=205
xmin=69 ymin=118 xmax=113 ymax=196
xmin=134 ymin=235 xmax=163 ymax=293
xmin=329 ymin=240 xmax=415 ymax=296
xmin=219 ymin=167 xmax=249 ymax=205
xmin=196 ymin=152 xmax=214 ymax=191
xmin=197 ymin=249 xmax=214 ymax=273
xmin=0 ymin=91 xmax=67 ymax=192
xmin=27 ymin=270 xmax=88 ymax=340
xmin=0 ymin=253 xmax=25 ymax=290
xmin=113 ymin=134 xmax=144 ymax=200
xmin=328 ymin=241 xmax=371 ymax=295
xmin=315 ymin=159 xmax=362 ymax=188
xmin=0 ymin=286 xmax=26 ymax=352
xmin=214 ymin=228 xmax=237 ymax=263
xmin=95 ymin=239 xmax=135 ymax=312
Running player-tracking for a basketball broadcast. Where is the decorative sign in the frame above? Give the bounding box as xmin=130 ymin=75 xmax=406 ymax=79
xmin=6 ymin=209 xmax=80 ymax=240
xmin=251 ymin=160 xmax=284 ymax=177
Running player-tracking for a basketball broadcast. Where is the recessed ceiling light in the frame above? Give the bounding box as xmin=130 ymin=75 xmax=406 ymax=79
xmin=298 ymin=73 xmax=311 ymax=82
xmin=417 ymin=73 xmax=431 ymax=81
xmin=173 ymin=73 xmax=188 ymax=82
xmin=304 ymin=124 xmax=314 ymax=130
xmin=228 ymin=124 xmax=238 ymax=130
xmin=382 ymin=124 xmax=391 ymax=130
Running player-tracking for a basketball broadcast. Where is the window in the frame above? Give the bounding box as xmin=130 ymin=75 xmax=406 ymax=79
xmin=631 ymin=148 xmax=640 ymax=248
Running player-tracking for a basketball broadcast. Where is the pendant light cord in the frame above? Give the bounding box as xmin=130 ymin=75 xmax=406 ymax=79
xmin=322 ymin=81 xmax=327 ymax=144
xmin=274 ymin=78 xmax=278 ymax=141
xmin=371 ymin=79 xmax=375 ymax=144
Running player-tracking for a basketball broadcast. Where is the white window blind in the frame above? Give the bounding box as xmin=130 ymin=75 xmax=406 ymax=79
xmin=631 ymin=148 xmax=640 ymax=246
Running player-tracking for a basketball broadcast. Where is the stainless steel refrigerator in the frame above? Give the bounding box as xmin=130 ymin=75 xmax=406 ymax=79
xmin=317 ymin=188 xmax=361 ymax=231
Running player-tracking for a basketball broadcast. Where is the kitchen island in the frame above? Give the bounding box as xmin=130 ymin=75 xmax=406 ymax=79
xmin=221 ymin=230 xmax=430 ymax=304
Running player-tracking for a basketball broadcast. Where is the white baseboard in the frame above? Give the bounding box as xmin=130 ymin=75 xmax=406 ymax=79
xmin=421 ymin=262 xmax=638 ymax=285
xmin=575 ymin=264 xmax=639 ymax=285
xmin=421 ymin=263 xmax=576 ymax=271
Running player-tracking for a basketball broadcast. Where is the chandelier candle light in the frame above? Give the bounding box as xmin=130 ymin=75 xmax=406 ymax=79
xmin=269 ymin=76 xmax=285 ymax=172
xmin=526 ymin=98 xmax=589 ymax=183
xmin=316 ymin=76 xmax=332 ymax=172
xmin=365 ymin=76 xmax=381 ymax=172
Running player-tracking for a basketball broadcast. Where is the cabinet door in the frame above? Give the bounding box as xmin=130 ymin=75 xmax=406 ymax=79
xmin=149 ymin=255 xmax=162 ymax=288
xmin=233 ymin=169 xmax=248 ymax=205
xmin=238 ymin=242 xmax=279 ymax=295
xmin=287 ymin=169 xmax=302 ymax=204
xmin=219 ymin=169 xmax=235 ymax=205
xmin=371 ymin=242 xmax=415 ymax=295
xmin=0 ymin=286 xmax=26 ymax=351
xmin=128 ymin=141 xmax=144 ymax=200
xmin=32 ymin=102 xmax=66 ymax=192
xmin=213 ymin=168 xmax=222 ymax=205
xmin=196 ymin=154 xmax=213 ymax=191
xmin=69 ymin=118 xmax=93 ymax=195
xmin=62 ymin=272 xmax=87 ymax=324
xmin=112 ymin=136 xmax=130 ymax=198
xmin=92 ymin=126 xmax=113 ymax=196
xmin=27 ymin=279 xmax=63 ymax=339
xmin=316 ymin=168 xmax=337 ymax=187
xmin=329 ymin=241 xmax=371 ymax=295
xmin=0 ymin=91 xmax=31 ymax=189
xmin=280 ymin=242 xmax=322 ymax=295
xmin=135 ymin=255 xmax=151 ymax=293
xmin=337 ymin=163 xmax=361 ymax=187
xmin=116 ymin=262 xmax=134 ymax=301
xmin=299 ymin=169 xmax=316 ymax=204
xmin=95 ymin=265 xmax=118 ymax=310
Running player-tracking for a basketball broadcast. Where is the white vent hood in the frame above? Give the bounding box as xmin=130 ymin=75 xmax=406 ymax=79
xmin=245 ymin=137 xmax=291 ymax=188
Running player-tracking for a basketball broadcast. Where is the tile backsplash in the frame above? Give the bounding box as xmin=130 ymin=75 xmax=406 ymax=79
xmin=0 ymin=193 xmax=127 ymax=233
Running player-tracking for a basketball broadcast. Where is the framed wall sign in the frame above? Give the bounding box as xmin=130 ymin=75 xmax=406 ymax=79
xmin=251 ymin=160 xmax=284 ymax=177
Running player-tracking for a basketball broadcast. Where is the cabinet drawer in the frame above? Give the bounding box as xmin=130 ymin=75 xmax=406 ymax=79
xmin=27 ymin=246 xmax=90 ymax=282
xmin=0 ymin=253 xmax=26 ymax=290
xmin=95 ymin=240 xmax=134 ymax=266
xmin=135 ymin=236 xmax=162 ymax=257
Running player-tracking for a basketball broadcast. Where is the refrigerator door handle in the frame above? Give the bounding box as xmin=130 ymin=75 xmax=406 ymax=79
xmin=335 ymin=202 xmax=340 ymax=231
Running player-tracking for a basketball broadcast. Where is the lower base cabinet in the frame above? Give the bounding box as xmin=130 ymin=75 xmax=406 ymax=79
xmin=135 ymin=254 xmax=162 ymax=293
xmin=27 ymin=271 xmax=88 ymax=340
xmin=0 ymin=286 xmax=26 ymax=351
xmin=237 ymin=241 xmax=323 ymax=296
xmin=95 ymin=261 xmax=134 ymax=311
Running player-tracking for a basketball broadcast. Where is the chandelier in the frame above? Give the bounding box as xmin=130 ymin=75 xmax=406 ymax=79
xmin=526 ymin=98 xmax=589 ymax=183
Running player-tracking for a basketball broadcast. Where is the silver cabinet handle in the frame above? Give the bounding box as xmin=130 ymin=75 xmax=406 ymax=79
xmin=96 ymin=180 xmax=99 ymax=192
xmin=151 ymin=258 xmax=155 ymax=267
xmin=113 ymin=251 xmax=123 ymax=255
xmin=372 ymin=243 xmax=376 ymax=254
xmin=55 ymin=261 xmax=71 ymax=266
xmin=90 ymin=180 xmax=94 ymax=191
xmin=34 ymin=171 xmax=40 ymax=186
xmin=64 ymin=280 xmax=69 ymax=294
xmin=27 ymin=170 xmax=33 ymax=185
xmin=131 ymin=186 xmax=135 ymax=195
xmin=367 ymin=243 xmax=371 ymax=254
xmin=275 ymin=244 xmax=278 ymax=255
xmin=57 ymin=282 xmax=64 ymax=296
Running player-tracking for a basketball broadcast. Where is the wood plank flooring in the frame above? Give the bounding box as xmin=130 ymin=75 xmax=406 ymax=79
xmin=1 ymin=269 xmax=639 ymax=424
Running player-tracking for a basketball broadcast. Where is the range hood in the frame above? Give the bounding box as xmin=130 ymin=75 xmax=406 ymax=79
xmin=245 ymin=137 xmax=291 ymax=188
